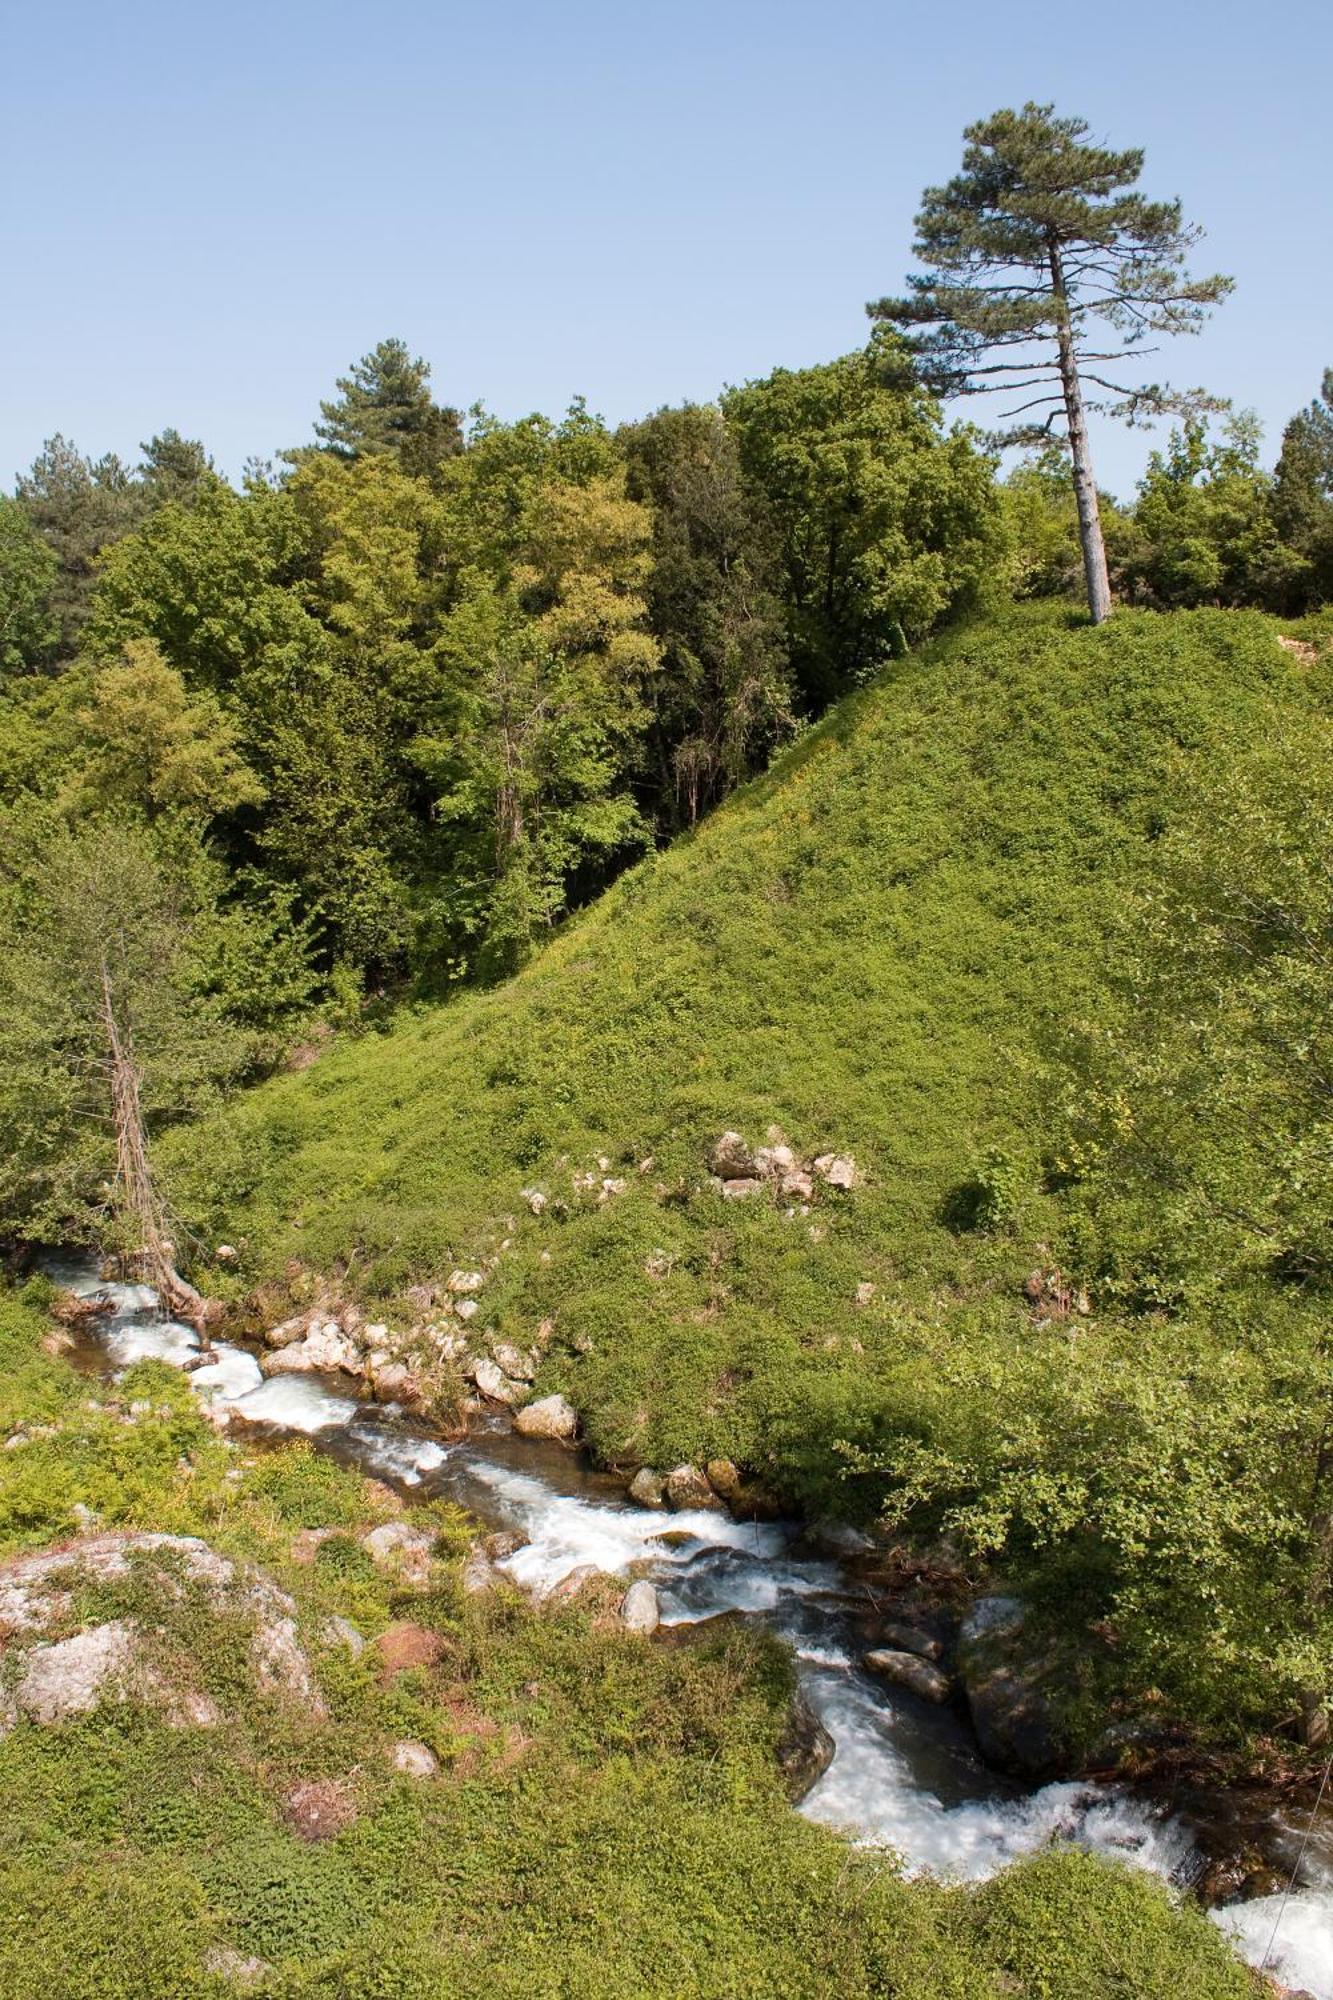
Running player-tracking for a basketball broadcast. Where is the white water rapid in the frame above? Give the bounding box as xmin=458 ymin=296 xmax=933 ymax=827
xmin=53 ymin=1259 xmax=1333 ymax=1996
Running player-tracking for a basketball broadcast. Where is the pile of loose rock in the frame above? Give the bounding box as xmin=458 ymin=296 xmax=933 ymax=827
xmin=706 ymin=1130 xmax=858 ymax=1208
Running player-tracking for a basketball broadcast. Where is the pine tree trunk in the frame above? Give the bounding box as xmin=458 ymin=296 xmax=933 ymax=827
xmin=1048 ymin=240 xmax=1113 ymax=625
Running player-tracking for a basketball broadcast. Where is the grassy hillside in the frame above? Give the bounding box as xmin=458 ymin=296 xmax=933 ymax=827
xmin=174 ymin=603 xmax=1333 ymax=1745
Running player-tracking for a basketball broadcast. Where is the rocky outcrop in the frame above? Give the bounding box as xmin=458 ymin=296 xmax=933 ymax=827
xmin=0 ymin=1533 xmax=326 ymax=1732
xmin=360 ymin=1521 xmax=437 ymax=1587
xmin=513 ymin=1394 xmax=578 ymax=1441
xmin=775 ymin=1689 xmax=835 ymax=1802
xmin=956 ymin=1595 xmax=1063 ymax=1779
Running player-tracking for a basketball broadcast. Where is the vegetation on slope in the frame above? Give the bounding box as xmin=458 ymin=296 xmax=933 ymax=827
xmin=168 ymin=603 xmax=1333 ymax=1754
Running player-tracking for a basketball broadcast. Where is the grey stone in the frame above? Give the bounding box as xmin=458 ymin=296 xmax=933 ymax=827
xmin=709 ymin=1131 xmax=756 ymax=1179
xmin=956 ymin=1595 xmax=1062 ymax=1779
xmin=620 ymin=1580 xmax=660 ymax=1633
xmin=876 ymin=1619 xmax=943 ymax=1662
xmin=776 ymin=1689 xmax=836 ymax=1802
xmin=18 ymin=1620 xmax=135 ymax=1723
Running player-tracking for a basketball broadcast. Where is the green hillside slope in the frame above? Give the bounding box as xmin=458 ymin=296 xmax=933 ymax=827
xmin=175 ymin=603 xmax=1333 ymax=1745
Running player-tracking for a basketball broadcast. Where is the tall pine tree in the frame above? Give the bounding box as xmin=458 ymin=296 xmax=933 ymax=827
xmin=870 ymin=104 xmax=1231 ymax=622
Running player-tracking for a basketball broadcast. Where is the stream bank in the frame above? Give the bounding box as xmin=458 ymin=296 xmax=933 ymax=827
xmin=38 ymin=1258 xmax=1333 ymax=2000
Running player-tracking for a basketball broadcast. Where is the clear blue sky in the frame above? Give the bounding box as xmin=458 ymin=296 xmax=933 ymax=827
xmin=3 ymin=0 xmax=1330 ymax=500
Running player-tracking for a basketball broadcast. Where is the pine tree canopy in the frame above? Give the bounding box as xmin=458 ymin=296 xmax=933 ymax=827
xmin=869 ymin=103 xmax=1233 ymax=447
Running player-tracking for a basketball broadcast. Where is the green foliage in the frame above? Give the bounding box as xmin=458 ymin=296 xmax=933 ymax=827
xmin=0 ymin=493 xmax=59 ymax=672
xmin=723 ymin=333 xmax=1003 ymax=705
xmin=1124 ymin=412 xmax=1307 ymax=609
xmin=0 ymin=816 xmax=250 ymax=1240
xmin=303 ymin=337 xmax=463 ymax=481
xmin=1271 ymin=367 xmax=1333 ymax=607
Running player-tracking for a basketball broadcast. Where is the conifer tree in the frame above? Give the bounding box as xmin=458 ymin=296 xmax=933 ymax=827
xmin=871 ymin=104 xmax=1232 ymax=623
xmin=307 ymin=337 xmax=462 ymax=481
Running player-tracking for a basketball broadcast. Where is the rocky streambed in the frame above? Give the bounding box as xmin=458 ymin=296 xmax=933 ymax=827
xmin=28 ymin=1256 xmax=1333 ymax=2000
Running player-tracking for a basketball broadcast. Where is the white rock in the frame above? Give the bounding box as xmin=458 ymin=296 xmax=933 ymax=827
xmin=448 ymin=1271 xmax=485 ymax=1295
xmin=454 ymin=1298 xmax=480 ymax=1323
xmin=813 ymin=1153 xmax=858 ymax=1190
xmin=521 ymin=1188 xmax=548 ymax=1215
xmin=18 ymin=1621 xmax=136 ymax=1723
xmin=492 ymin=1341 xmax=536 ymax=1383
xmin=513 ymin=1394 xmax=578 ymax=1441
xmin=620 ymin=1580 xmax=660 ymax=1634
xmin=391 ymin=1738 xmax=438 ymax=1779
xmin=469 ymin=1358 xmax=521 ymax=1405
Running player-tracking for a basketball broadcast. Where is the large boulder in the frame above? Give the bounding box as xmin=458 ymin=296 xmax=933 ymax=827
xmin=956 ymin=1595 xmax=1063 ymax=1779
xmin=513 ymin=1394 xmax=578 ymax=1441
xmin=468 ymin=1358 xmax=522 ymax=1406
xmin=262 ymin=1320 xmax=363 ymax=1377
xmin=776 ymin=1689 xmax=836 ymax=1802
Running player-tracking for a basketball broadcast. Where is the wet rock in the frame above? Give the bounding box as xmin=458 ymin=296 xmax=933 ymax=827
xmin=956 ymin=1595 xmax=1062 ymax=1779
xmin=482 ymin=1530 xmax=527 ymax=1562
xmin=709 ymin=1131 xmax=757 ymax=1180
xmin=705 ymin=1458 xmax=742 ymax=1501
xmin=620 ymin=1580 xmax=660 ymax=1634
xmin=776 ymin=1688 xmax=836 ymax=1802
xmin=864 ymin=1648 xmax=952 ymax=1704
xmin=813 ymin=1153 xmax=858 ymax=1190
xmin=391 ymin=1738 xmax=439 ymax=1779
xmin=664 ymin=1464 xmax=726 ymax=1513
xmin=802 ymin=1519 xmax=875 ymax=1558
xmin=374 ymin=1622 xmax=446 ymax=1682
xmin=513 ymin=1394 xmax=578 ymax=1441
xmin=628 ymin=1468 xmax=666 ymax=1508
xmin=875 ymin=1619 xmax=942 ymax=1662
xmin=282 ymin=1777 xmax=356 ymax=1841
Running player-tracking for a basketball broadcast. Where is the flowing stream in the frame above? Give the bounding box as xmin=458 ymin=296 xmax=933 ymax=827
xmin=50 ymin=1260 xmax=1333 ymax=1998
